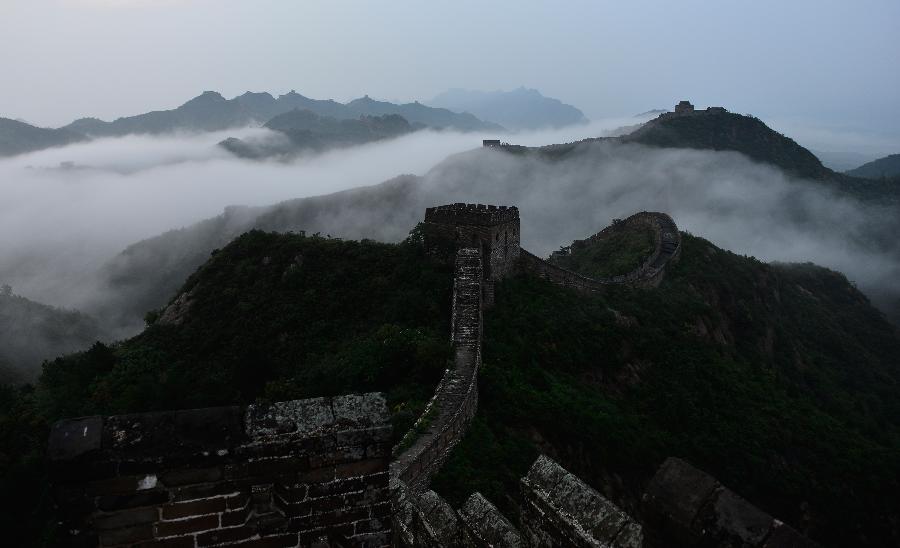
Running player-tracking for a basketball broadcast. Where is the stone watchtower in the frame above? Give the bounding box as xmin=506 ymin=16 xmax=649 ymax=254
xmin=423 ymin=203 xmax=520 ymax=281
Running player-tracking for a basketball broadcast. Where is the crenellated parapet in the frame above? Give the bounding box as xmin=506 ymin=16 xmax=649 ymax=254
xmin=47 ymin=395 xmax=393 ymax=547
xmin=423 ymin=203 xmax=520 ymax=284
xmin=424 ymin=203 xmax=519 ymax=227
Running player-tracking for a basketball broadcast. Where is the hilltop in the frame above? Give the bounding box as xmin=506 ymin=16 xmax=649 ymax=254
xmin=846 ymin=153 xmax=900 ymax=179
xmin=61 ymin=90 xmax=500 ymax=139
xmin=429 ymin=87 xmax=587 ymax=130
xmin=220 ymin=109 xmax=414 ymax=159
xmin=0 ymin=117 xmax=86 ymax=157
xmin=623 ymin=106 xmax=832 ymax=180
xmin=2 ymin=219 xmax=899 ymax=546
xmin=0 ymin=90 xmax=503 ymax=157
xmin=0 ymin=290 xmax=102 ymax=383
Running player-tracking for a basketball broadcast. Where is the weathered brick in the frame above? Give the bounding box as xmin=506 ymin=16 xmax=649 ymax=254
xmin=347 ymin=531 xmax=391 ymax=547
xmin=221 ymin=503 xmax=252 ymax=527
xmin=247 ymin=456 xmax=310 ymax=477
xmin=196 ymin=525 xmax=254 ymax=546
xmin=363 ymin=472 xmax=389 ymax=489
xmin=133 ymin=536 xmax=197 ymax=548
xmin=160 ymin=467 xmax=223 ymax=487
xmin=334 ymin=458 xmax=388 ymax=480
xmin=354 ymin=517 xmax=387 ymax=534
xmin=162 ymin=497 xmax=226 ymax=520
xmin=226 ymin=492 xmax=252 ymax=510
xmin=295 ymin=465 xmax=335 ymax=484
xmin=228 ymin=533 xmax=299 ymax=547
xmin=173 ymin=481 xmax=240 ymax=502
xmin=155 ymin=513 xmax=219 ymax=537
xmin=334 ymin=426 xmax=391 ymax=448
xmin=307 ymin=478 xmax=363 ymax=498
xmin=314 ymin=506 xmax=370 ymax=527
xmin=94 ymin=506 xmax=159 ymax=530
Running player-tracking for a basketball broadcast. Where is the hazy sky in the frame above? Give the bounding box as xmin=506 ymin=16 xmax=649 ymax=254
xmin=2 ymin=0 xmax=899 ymax=150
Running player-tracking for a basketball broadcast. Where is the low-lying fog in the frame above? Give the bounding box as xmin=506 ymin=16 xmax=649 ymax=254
xmin=2 ymin=117 xmax=898 ymax=379
xmin=0 ymin=119 xmax=640 ymax=310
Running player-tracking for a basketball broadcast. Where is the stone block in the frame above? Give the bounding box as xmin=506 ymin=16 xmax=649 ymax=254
xmin=459 ymin=492 xmax=524 ymax=547
xmin=48 ymin=416 xmax=103 ymax=462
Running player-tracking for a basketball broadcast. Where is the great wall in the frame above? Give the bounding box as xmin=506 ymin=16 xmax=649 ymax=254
xmin=47 ymin=204 xmax=820 ymax=547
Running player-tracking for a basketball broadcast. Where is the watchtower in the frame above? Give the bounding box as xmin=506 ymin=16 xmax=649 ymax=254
xmin=674 ymin=100 xmax=695 ymax=114
xmin=423 ymin=203 xmax=520 ymax=281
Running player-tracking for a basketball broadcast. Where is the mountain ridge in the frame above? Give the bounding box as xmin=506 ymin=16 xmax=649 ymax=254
xmin=429 ymin=87 xmax=587 ymax=130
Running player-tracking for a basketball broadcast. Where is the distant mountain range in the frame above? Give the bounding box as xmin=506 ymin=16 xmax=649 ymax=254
xmin=0 ymin=90 xmax=503 ymax=157
xmin=812 ymin=149 xmax=879 ymax=172
xmin=220 ymin=110 xmax=415 ymax=159
xmin=0 ymin=117 xmax=86 ymax=157
xmin=845 ymin=153 xmax=900 ymax=179
xmin=429 ymin=87 xmax=587 ymax=130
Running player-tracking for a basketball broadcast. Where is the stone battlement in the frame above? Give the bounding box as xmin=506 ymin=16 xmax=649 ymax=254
xmin=424 ymin=203 xmax=520 ymax=227
xmin=48 ymin=394 xmax=392 ymax=547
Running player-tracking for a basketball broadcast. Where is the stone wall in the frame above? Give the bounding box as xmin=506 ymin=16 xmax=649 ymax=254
xmin=47 ymin=394 xmax=392 ymax=547
xmin=423 ymin=203 xmax=520 ymax=282
xmin=519 ymin=211 xmax=681 ymax=291
xmin=520 ymin=455 xmax=643 ymax=548
xmin=394 ymin=455 xmax=641 ymax=548
xmin=642 ymin=457 xmax=820 ymax=548
xmin=390 ymin=248 xmax=482 ymax=494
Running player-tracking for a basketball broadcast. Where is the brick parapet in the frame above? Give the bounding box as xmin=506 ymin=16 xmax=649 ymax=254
xmin=47 ymin=394 xmax=392 ymax=547
xmin=390 ymin=249 xmax=482 ymax=494
xmin=424 ymin=203 xmax=519 ymax=227
xmin=520 ymin=455 xmax=643 ymax=548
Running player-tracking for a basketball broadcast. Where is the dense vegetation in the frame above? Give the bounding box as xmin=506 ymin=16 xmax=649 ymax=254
xmin=0 ymin=230 xmax=453 ymax=546
xmin=432 ymin=233 xmax=900 ymax=548
xmin=846 ymin=153 xmax=900 ymax=179
xmin=3 ymin=226 xmax=899 ymax=546
xmin=549 ymin=223 xmax=656 ymax=278
xmin=0 ymin=291 xmax=102 ymax=383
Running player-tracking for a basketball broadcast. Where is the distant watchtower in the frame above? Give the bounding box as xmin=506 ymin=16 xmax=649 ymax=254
xmin=423 ymin=203 xmax=520 ymax=280
xmin=674 ymin=100 xmax=695 ymax=114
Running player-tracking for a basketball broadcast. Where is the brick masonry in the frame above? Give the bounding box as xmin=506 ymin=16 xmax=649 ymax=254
xmin=390 ymin=248 xmax=482 ymax=494
xmin=47 ymin=394 xmax=392 ymax=548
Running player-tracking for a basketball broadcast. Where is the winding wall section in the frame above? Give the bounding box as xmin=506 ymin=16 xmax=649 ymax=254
xmin=520 ymin=211 xmax=682 ymax=291
xmin=390 ymin=211 xmax=682 ymax=497
xmin=390 ymin=248 xmax=482 ymax=494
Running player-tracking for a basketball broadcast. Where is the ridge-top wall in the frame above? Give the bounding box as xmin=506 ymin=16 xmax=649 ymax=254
xmin=390 ymin=248 xmax=482 ymax=494
xmin=520 ymin=211 xmax=681 ymax=290
xmin=423 ymin=203 xmax=520 ymax=281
